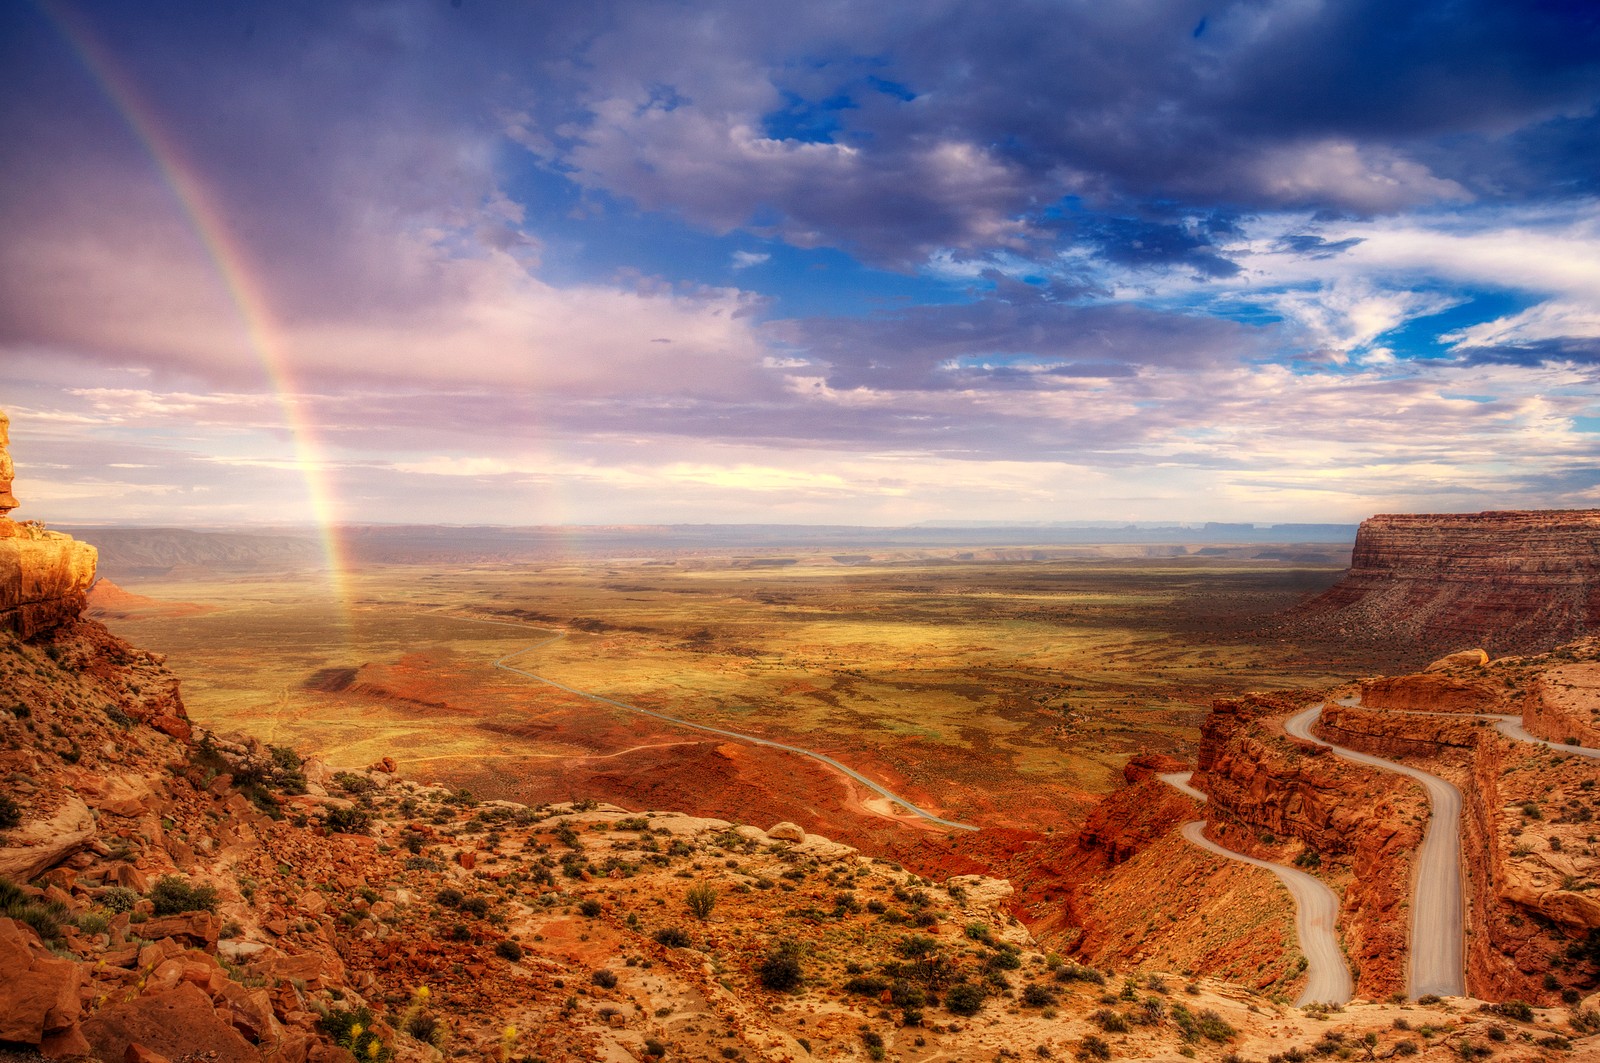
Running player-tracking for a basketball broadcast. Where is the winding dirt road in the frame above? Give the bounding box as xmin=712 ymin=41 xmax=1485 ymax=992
xmin=1159 ymin=773 xmax=1353 ymax=1006
xmin=1285 ymin=704 xmax=1464 ymax=998
xmin=433 ymin=614 xmax=979 ymax=832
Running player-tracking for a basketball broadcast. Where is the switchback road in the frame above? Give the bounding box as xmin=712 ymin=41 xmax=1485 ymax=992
xmin=1285 ymin=704 xmax=1464 ymax=998
xmin=1160 ymin=772 xmax=1352 ymax=1006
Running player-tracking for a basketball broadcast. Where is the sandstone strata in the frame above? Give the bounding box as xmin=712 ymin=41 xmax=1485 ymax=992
xmin=1294 ymin=509 xmax=1600 ymax=657
xmin=0 ymin=411 xmax=98 ymax=637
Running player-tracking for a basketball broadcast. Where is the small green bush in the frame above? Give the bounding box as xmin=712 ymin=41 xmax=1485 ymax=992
xmin=149 ymin=875 xmax=219 ymax=915
xmin=685 ymin=884 xmax=718 ymax=920
xmin=945 ymin=982 xmax=986 ymax=1016
xmin=654 ymin=926 xmax=692 ymax=948
xmin=495 ymin=939 xmax=524 ymax=962
xmin=759 ymin=941 xmax=804 ymax=991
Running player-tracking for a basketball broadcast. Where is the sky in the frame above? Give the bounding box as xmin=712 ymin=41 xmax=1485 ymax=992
xmin=2 ymin=0 xmax=1599 ymax=527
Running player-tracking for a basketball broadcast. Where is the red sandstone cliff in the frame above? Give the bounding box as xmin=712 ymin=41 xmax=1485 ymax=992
xmin=1291 ymin=509 xmax=1600 ymax=658
xmin=0 ymin=523 xmax=98 ymax=638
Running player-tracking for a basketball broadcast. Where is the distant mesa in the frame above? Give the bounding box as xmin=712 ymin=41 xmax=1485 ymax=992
xmin=1292 ymin=509 xmax=1600 ymax=657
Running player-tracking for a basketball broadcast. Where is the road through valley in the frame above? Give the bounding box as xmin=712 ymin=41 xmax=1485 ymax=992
xmin=1160 ymin=773 xmax=1353 ymax=1006
xmin=1285 ymin=705 xmax=1464 ymax=998
xmin=431 ymin=614 xmax=980 ymax=832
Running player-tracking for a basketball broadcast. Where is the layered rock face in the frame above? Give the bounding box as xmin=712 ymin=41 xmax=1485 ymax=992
xmin=1297 ymin=510 xmax=1600 ymax=656
xmin=0 ymin=526 xmax=98 ymax=638
xmin=0 ymin=411 xmax=97 ymax=638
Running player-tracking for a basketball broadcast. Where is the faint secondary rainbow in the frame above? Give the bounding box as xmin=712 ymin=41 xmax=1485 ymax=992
xmin=39 ymin=1 xmax=353 ymax=609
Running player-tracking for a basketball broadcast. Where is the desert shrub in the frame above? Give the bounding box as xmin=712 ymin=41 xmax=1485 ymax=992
xmin=435 ymin=887 xmax=464 ymax=909
xmin=74 ymin=910 xmax=110 ymax=936
xmin=592 ymin=968 xmax=618 ymax=989
xmin=1195 ymin=1008 xmax=1237 ymax=1042
xmin=1077 ymin=1034 xmax=1111 ymax=1061
xmin=843 ymin=975 xmax=890 ymax=996
xmin=862 ymin=1030 xmax=885 ymax=1060
xmin=149 ymin=875 xmax=218 ymax=915
xmin=459 ymin=895 xmax=492 ymax=917
xmin=643 ymin=1038 xmax=666 ymax=1058
xmin=890 ymin=979 xmax=926 ymax=1009
xmin=404 ymin=1011 xmax=440 ymax=1044
xmin=1393 ymin=1042 xmax=1418 ymax=1057
xmin=1091 ymin=1009 xmax=1129 ymax=1033
xmin=1023 ymin=983 xmax=1056 ymax=1007
xmin=318 ymin=1006 xmax=391 ymax=1060
xmin=1488 ymin=1000 xmax=1534 ymax=1022
xmin=579 ymin=898 xmax=603 ymax=917
xmin=332 ymin=771 xmax=376 ymax=795
xmin=945 ymin=982 xmax=987 ymax=1016
xmin=495 ymin=939 xmax=524 ymax=962
xmin=98 ymin=886 xmax=138 ymax=913
xmin=759 ymin=940 xmax=804 ymax=991
xmin=685 ymin=884 xmax=718 ymax=920
xmin=654 ymin=926 xmax=692 ymax=948
xmin=1056 ymin=963 xmax=1107 ymax=986
xmin=324 ymin=806 xmax=370 ymax=835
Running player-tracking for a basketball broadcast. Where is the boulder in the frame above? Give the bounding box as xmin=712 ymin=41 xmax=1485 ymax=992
xmin=0 ymin=918 xmax=82 ymax=1045
xmin=81 ymin=983 xmax=257 ymax=1063
xmin=1425 ymin=648 xmax=1490 ymax=672
xmin=138 ymin=911 xmax=220 ymax=949
xmin=0 ymin=796 xmax=96 ymax=881
xmin=767 ymin=821 xmax=806 ymax=842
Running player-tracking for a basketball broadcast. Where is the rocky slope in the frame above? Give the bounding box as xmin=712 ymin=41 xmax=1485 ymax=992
xmin=1184 ymin=642 xmax=1600 ymax=1006
xmin=1289 ymin=510 xmax=1600 ymax=658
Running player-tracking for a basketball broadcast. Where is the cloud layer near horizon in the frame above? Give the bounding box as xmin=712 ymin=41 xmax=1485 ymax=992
xmin=2 ymin=0 xmax=1598 ymax=525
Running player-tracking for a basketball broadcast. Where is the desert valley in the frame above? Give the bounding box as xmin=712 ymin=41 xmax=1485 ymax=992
xmin=6 ymin=3 xmax=1600 ymax=1060
xmin=6 ymin=419 xmax=1600 ymax=1061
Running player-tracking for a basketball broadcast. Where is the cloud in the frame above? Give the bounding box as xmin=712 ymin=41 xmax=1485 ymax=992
xmin=730 ymin=250 xmax=770 ymax=269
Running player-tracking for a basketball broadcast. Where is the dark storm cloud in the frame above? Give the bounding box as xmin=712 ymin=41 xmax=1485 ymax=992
xmin=539 ymin=0 xmax=1600 ymax=261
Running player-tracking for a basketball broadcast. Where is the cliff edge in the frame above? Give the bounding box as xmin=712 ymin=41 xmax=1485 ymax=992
xmin=1290 ymin=509 xmax=1600 ymax=657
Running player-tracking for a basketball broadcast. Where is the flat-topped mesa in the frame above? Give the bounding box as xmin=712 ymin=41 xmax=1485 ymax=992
xmin=0 ymin=409 xmax=97 ymax=637
xmin=1295 ymin=509 xmax=1600 ymax=657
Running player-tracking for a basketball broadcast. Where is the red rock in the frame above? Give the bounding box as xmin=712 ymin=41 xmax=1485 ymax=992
xmin=0 ymin=919 xmax=82 ymax=1044
xmin=81 ymin=984 xmax=257 ymax=1063
xmin=369 ymin=756 xmax=397 ymax=773
xmin=123 ymin=1044 xmax=173 ymax=1063
xmin=150 ymin=714 xmax=192 ymax=742
xmin=137 ymin=911 xmax=219 ymax=949
xmin=458 ymin=850 xmax=476 ymax=869
xmin=1297 ymin=509 xmax=1600 ymax=657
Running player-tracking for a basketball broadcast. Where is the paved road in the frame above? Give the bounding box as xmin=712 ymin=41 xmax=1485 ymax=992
xmin=1160 ymin=773 xmax=1352 ymax=1006
xmin=432 ymin=614 xmax=980 ymax=832
xmin=1337 ymin=695 xmax=1600 ymax=760
xmin=1285 ymin=705 xmax=1464 ymax=998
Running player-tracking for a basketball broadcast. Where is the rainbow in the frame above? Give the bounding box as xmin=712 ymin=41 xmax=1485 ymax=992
xmin=37 ymin=1 xmax=352 ymax=610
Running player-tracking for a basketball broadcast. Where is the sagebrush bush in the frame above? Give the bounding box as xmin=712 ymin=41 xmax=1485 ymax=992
xmin=149 ymin=875 xmax=219 ymax=915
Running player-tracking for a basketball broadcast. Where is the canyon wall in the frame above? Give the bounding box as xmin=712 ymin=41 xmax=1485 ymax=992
xmin=1293 ymin=509 xmax=1600 ymax=657
xmin=1196 ymin=693 xmax=1419 ymax=998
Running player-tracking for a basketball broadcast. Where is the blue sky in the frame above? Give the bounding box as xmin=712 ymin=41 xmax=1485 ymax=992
xmin=2 ymin=0 xmax=1598 ymax=525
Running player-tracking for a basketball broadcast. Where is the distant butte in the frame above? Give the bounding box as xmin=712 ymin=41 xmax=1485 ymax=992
xmin=1291 ymin=509 xmax=1600 ymax=657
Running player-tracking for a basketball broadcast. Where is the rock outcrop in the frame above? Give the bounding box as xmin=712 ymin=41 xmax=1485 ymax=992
xmin=1292 ymin=509 xmax=1600 ymax=657
xmin=0 ymin=410 xmax=98 ymax=637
